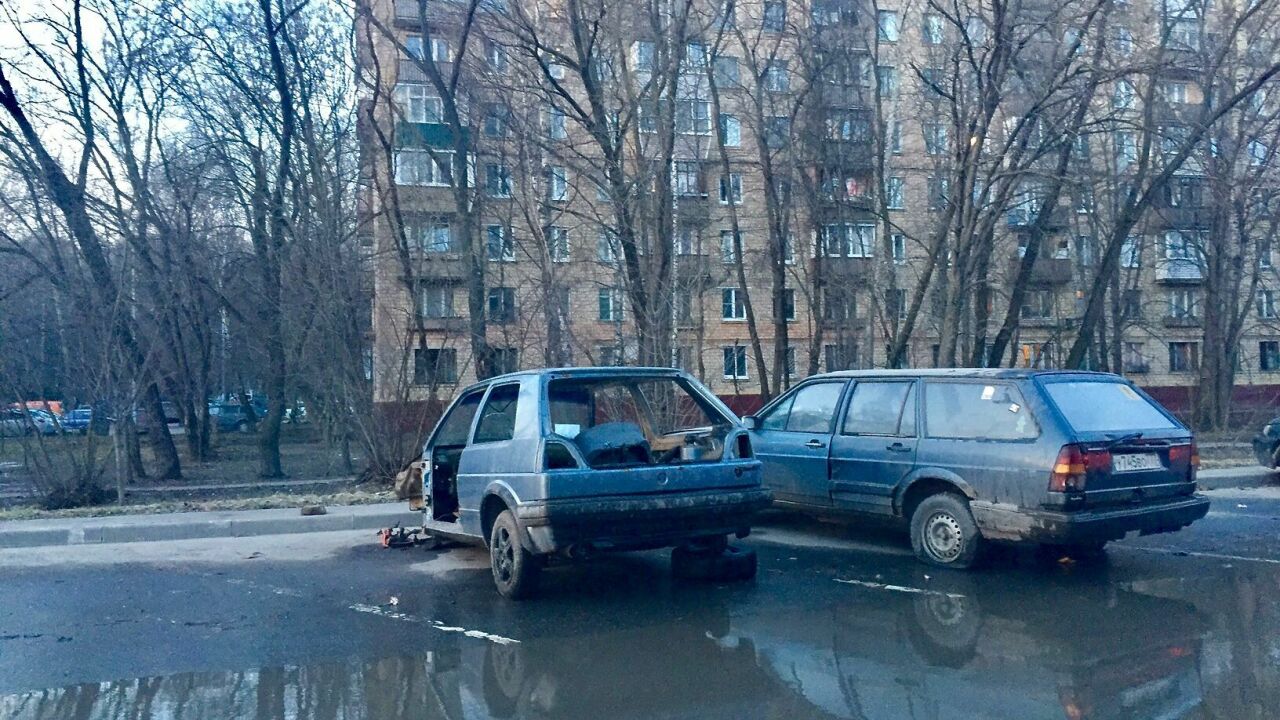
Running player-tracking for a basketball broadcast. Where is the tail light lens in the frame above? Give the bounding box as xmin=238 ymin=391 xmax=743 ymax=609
xmin=1050 ymin=444 xmax=1109 ymax=492
xmin=1169 ymin=441 xmax=1199 ymax=482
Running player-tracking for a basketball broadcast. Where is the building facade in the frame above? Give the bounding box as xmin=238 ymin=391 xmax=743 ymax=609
xmin=357 ymin=0 xmax=1280 ymax=419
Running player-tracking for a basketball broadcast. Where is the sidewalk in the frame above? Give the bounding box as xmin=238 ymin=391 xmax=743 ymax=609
xmin=1198 ymin=465 xmax=1278 ymax=491
xmin=0 ymin=502 xmax=420 ymax=549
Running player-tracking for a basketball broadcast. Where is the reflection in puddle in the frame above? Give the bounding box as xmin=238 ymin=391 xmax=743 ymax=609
xmin=9 ymin=568 xmax=1280 ymax=719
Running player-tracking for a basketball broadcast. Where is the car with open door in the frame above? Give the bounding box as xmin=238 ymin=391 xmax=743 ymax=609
xmin=746 ymin=369 xmax=1209 ymax=569
xmin=410 ymin=367 xmax=770 ymax=599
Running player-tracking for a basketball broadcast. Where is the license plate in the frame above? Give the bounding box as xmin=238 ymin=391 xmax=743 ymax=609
xmin=1112 ymin=453 xmax=1162 ymax=473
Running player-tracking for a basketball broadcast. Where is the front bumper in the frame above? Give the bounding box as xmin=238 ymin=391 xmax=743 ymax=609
xmin=971 ymin=495 xmax=1210 ymax=544
xmin=515 ymin=487 xmax=773 ymax=554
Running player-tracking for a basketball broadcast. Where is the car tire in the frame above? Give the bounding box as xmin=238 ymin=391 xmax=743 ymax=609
xmin=910 ymin=493 xmax=984 ymax=570
xmin=489 ymin=509 xmax=541 ymax=600
xmin=672 ymin=543 xmax=758 ymax=582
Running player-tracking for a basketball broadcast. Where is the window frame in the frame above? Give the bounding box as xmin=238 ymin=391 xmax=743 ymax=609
xmin=471 ymin=382 xmax=522 ymax=445
xmin=840 ymin=380 xmax=917 ymax=438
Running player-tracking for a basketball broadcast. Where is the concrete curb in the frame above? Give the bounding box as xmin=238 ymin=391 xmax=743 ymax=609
xmin=1197 ymin=466 xmax=1278 ymax=491
xmin=0 ymin=503 xmax=421 ymax=549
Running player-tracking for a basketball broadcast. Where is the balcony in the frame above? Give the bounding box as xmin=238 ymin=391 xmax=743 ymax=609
xmin=1156 ymin=258 xmax=1204 ymax=283
xmin=1148 ymin=205 xmax=1213 ymax=230
xmin=418 ymin=316 xmax=467 ymax=332
xmin=1006 ymin=207 xmax=1067 ymax=230
xmin=416 ymin=254 xmax=467 ymax=280
xmin=396 ymin=121 xmax=463 ymax=150
xmin=1162 ymin=314 xmax=1201 ymax=329
xmin=675 ymin=254 xmax=715 ymax=285
xmin=1007 ymin=255 xmax=1073 ymax=285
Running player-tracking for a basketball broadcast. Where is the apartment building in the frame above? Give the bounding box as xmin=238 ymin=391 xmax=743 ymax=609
xmin=358 ymin=0 xmax=1280 ymax=416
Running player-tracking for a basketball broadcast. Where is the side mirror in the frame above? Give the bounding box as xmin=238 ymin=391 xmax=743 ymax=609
xmin=742 ymin=415 xmax=759 ymax=431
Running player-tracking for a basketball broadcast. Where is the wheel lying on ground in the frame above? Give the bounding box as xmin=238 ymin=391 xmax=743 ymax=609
xmin=489 ymin=509 xmax=542 ymax=600
xmin=672 ymin=541 xmax=757 ymax=582
xmin=909 ymin=492 xmax=984 ymax=569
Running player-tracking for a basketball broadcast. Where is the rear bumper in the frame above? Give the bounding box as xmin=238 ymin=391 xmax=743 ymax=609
xmin=515 ymin=487 xmax=773 ymax=554
xmin=971 ymin=495 xmax=1210 ymax=544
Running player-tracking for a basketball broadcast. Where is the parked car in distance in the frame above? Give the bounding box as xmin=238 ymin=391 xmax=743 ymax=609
xmin=411 ymin=367 xmax=771 ymax=599
xmin=746 ymin=369 xmax=1209 ymax=569
xmin=25 ymin=409 xmax=60 ymax=435
xmin=61 ymin=407 xmax=113 ymax=435
xmin=1252 ymin=417 xmax=1280 ymax=467
xmin=0 ymin=409 xmax=27 ymax=437
xmin=210 ymin=402 xmax=265 ymax=433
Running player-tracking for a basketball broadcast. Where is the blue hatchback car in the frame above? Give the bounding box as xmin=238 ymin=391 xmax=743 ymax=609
xmin=746 ymin=369 xmax=1209 ymax=568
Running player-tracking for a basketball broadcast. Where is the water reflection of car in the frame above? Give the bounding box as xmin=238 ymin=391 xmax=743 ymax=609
xmin=747 ymin=370 xmax=1210 ymax=568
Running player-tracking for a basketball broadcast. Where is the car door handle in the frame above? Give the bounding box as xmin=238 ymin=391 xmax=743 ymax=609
xmin=805 ymin=439 xmax=826 ymax=449
xmin=886 ymin=442 xmax=911 ymax=453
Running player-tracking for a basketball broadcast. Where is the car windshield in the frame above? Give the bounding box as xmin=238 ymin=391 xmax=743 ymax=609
xmin=1043 ymin=381 xmax=1180 ymax=433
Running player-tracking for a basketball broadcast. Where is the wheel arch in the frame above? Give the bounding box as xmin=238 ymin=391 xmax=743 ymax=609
xmin=479 ymin=483 xmax=521 ymax=548
xmin=895 ymin=470 xmax=977 ymax=521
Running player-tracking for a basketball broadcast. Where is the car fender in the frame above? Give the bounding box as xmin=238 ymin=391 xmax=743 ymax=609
xmin=894 ymin=468 xmax=978 ymax=516
xmin=475 ymin=480 xmax=524 ymax=545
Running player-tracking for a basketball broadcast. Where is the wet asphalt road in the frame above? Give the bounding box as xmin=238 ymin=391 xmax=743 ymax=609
xmin=1 ymin=487 xmax=1278 ymax=720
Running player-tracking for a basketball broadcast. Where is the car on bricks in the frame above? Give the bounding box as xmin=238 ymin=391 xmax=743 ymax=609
xmin=746 ymin=369 xmax=1210 ymax=569
xmin=409 ymin=367 xmax=771 ymax=599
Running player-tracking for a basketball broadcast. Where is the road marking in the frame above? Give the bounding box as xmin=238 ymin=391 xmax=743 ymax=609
xmin=348 ymin=603 xmax=519 ymax=645
xmin=835 ymin=578 xmax=965 ymax=599
xmin=1118 ymin=545 xmax=1280 ymax=566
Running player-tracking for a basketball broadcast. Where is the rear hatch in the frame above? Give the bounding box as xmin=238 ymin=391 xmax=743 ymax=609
xmin=1039 ymin=377 xmax=1197 ymax=508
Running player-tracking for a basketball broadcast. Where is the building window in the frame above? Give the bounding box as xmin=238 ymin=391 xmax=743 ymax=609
xmin=546 ymin=106 xmax=567 ymax=140
xmin=823 ymin=288 xmax=856 ymax=322
xmin=598 ymin=288 xmax=623 ymax=321
xmin=719 ymin=173 xmax=743 ymax=204
xmin=483 ymin=104 xmax=509 ymax=137
xmin=1021 ymin=290 xmax=1053 ymax=319
xmin=485 ymin=163 xmax=512 ymax=198
xmin=393 ymin=84 xmax=443 ymax=123
xmin=413 ymin=348 xmax=457 ymax=386
xmin=405 ymin=36 xmax=450 ymax=63
xmin=820 ymin=223 xmax=875 ymax=258
xmin=675 ymin=290 xmax=695 ymax=325
xmin=413 ymin=218 xmax=454 ymax=254
xmin=1169 ymin=288 xmax=1198 ymax=319
xmin=824 ymin=343 xmax=858 ymax=372
xmin=720 ymin=230 xmax=741 ymax=264
xmin=722 ymin=287 xmax=747 ymax=321
xmin=486 ymin=40 xmax=508 ymax=73
xmin=965 ymin=15 xmax=986 ymax=42
xmin=777 ymin=288 xmax=796 ymax=322
xmin=714 ymin=55 xmax=739 ymax=86
xmin=885 ymin=177 xmax=905 ymax=209
xmin=924 ymin=122 xmax=948 ymax=155
xmin=1261 ymin=341 xmax=1280 ymax=371
xmin=719 ymin=113 xmax=741 ymax=147
xmin=491 ymin=348 xmax=519 ymax=375
xmin=676 ymin=227 xmax=699 ymax=255
xmin=765 ymin=116 xmax=791 ymax=148
xmin=923 ymin=14 xmax=945 ymax=44
xmin=927 ymin=177 xmax=950 ymax=210
xmin=1076 ymin=235 xmax=1095 ymax=266
xmin=877 ymin=10 xmax=899 ymax=42
xmin=418 ymin=283 xmax=455 ymax=319
xmin=676 ymin=100 xmax=712 ymax=134
xmin=723 ymin=346 xmax=749 ymax=379
xmin=876 ymin=65 xmax=898 ymax=99
xmin=486 ymin=225 xmax=514 ymax=261
xmin=1169 ymin=341 xmax=1199 ymax=372
xmin=1121 ymin=235 xmax=1142 ymax=268
xmin=1116 ymin=130 xmax=1138 ymax=165
xmin=1162 ymin=81 xmax=1188 ymax=104
xmin=394 ymin=150 xmax=452 ymax=186
xmin=890 ymin=120 xmax=903 ymax=154
xmin=675 ymin=161 xmax=703 ymax=196
xmin=764 ymin=61 xmax=790 ymax=92
xmin=1115 ymin=27 xmax=1133 ymax=56
xmin=545 ymin=165 xmax=567 ymax=202
xmin=1123 ymin=289 xmax=1142 ymax=319
xmin=1260 ymin=237 xmax=1273 ymax=269
xmin=1123 ymin=342 xmax=1149 ymax=373
xmin=546 ymin=226 xmax=570 ymax=262
xmin=487 ymin=287 xmax=516 ymax=323
xmin=632 ymin=41 xmax=655 ymax=72
xmin=597 ymin=231 xmax=617 ymax=264
xmin=1018 ymin=342 xmax=1053 ymax=369
xmin=1113 ymin=81 xmax=1135 ymax=110
xmin=892 ymin=233 xmax=907 ymax=264
xmin=763 ymin=1 xmax=786 ymax=32
xmin=1259 ymin=289 xmax=1277 ymax=319
xmin=784 ymin=346 xmax=797 ymax=378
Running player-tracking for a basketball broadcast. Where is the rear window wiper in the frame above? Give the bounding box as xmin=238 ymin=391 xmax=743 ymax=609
xmin=1100 ymin=431 xmax=1143 ymax=448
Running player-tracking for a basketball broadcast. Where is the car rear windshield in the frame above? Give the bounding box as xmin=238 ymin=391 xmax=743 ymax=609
xmin=1043 ymin=381 xmax=1180 ymax=433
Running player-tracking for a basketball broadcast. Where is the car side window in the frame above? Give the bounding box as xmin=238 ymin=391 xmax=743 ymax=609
xmin=433 ymin=390 xmax=484 ymax=447
xmin=924 ymin=381 xmax=1038 ymax=440
xmin=758 ymin=394 xmax=795 ymax=431
xmin=473 ymin=383 xmax=521 ymax=443
xmin=780 ymin=382 xmax=845 ymax=434
xmin=842 ymin=381 xmax=915 ymax=436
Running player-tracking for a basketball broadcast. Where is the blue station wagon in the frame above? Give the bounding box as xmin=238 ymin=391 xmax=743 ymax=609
xmin=746 ymin=369 xmax=1210 ymax=568
xmin=414 ymin=367 xmax=771 ymax=598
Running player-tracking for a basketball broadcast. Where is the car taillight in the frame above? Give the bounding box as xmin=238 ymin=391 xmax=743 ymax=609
xmin=1050 ymin=444 xmax=1108 ymax=493
xmin=1169 ymin=441 xmax=1199 ymax=482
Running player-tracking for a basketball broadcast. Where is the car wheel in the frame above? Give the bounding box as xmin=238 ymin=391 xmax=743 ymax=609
xmin=489 ymin=509 xmax=541 ymax=600
xmin=910 ymin=493 xmax=984 ymax=569
xmin=672 ymin=542 xmax=758 ymax=582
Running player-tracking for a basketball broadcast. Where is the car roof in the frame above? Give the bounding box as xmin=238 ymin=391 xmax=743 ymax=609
xmin=454 ymin=366 xmax=687 ymax=396
xmin=806 ymin=368 xmax=1121 ymax=381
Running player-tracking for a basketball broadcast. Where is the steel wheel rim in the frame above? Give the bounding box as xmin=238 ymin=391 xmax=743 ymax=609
xmin=494 ymin=526 xmax=514 ymax=583
xmin=924 ymin=511 xmax=963 ymax=562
